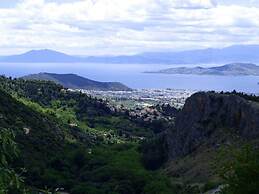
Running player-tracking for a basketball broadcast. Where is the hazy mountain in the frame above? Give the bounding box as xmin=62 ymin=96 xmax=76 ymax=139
xmin=146 ymin=63 xmax=259 ymax=76
xmin=1 ymin=45 xmax=259 ymax=64
xmin=138 ymin=45 xmax=259 ymax=64
xmin=21 ymin=73 xmax=132 ymax=91
xmin=0 ymin=49 xmax=80 ymax=63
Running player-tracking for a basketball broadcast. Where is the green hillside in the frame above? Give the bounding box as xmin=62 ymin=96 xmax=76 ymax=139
xmin=0 ymin=76 xmax=173 ymax=193
xmin=1 ymin=76 xmax=259 ymax=194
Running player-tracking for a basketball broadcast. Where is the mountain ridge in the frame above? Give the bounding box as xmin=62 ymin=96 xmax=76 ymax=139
xmin=1 ymin=44 xmax=259 ymax=64
xmin=21 ymin=72 xmax=132 ymax=91
xmin=146 ymin=62 xmax=259 ymax=76
xmin=1 ymin=49 xmax=80 ymax=63
xmin=167 ymin=91 xmax=259 ymax=159
xmin=162 ymin=91 xmax=259 ymax=183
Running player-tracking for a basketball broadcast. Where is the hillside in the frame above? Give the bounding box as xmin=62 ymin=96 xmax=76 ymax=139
xmin=1 ymin=76 xmax=259 ymax=193
xmin=0 ymin=76 xmax=175 ymax=193
xmin=164 ymin=92 xmax=259 ymax=184
xmin=140 ymin=91 xmax=259 ymax=191
xmin=147 ymin=63 xmax=259 ymax=76
xmin=21 ymin=73 xmax=132 ymax=91
xmin=2 ymin=45 xmax=259 ymax=64
xmin=167 ymin=92 xmax=259 ymax=158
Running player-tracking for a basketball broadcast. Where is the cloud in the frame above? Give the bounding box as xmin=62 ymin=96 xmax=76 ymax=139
xmin=0 ymin=0 xmax=259 ymax=55
xmin=169 ymin=0 xmax=216 ymax=9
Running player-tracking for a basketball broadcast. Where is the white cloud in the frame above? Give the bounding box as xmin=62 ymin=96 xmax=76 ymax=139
xmin=0 ymin=0 xmax=259 ymax=55
xmin=169 ymin=0 xmax=216 ymax=9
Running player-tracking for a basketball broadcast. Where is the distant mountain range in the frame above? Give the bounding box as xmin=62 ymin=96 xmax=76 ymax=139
xmin=1 ymin=49 xmax=79 ymax=63
xmin=21 ymin=73 xmax=132 ymax=91
xmin=2 ymin=45 xmax=259 ymax=64
xmin=146 ymin=63 xmax=259 ymax=76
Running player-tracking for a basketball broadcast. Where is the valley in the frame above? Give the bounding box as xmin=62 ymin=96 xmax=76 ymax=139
xmin=1 ymin=75 xmax=259 ymax=194
xmin=0 ymin=76 xmax=179 ymax=193
xmin=1 ymin=1 xmax=259 ymax=193
xmin=78 ymin=88 xmax=195 ymax=109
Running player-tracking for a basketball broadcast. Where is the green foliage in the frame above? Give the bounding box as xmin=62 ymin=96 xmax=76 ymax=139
xmin=0 ymin=76 xmax=154 ymax=138
xmin=71 ymin=184 xmax=105 ymax=194
xmin=0 ymin=129 xmax=24 ymax=194
xmin=218 ymin=145 xmax=259 ymax=194
xmin=80 ymin=144 xmax=172 ymax=193
xmin=202 ymin=181 xmax=220 ymax=192
xmin=22 ymin=143 xmax=174 ymax=193
xmin=220 ymin=90 xmax=259 ymax=103
xmin=143 ymin=178 xmax=173 ymax=194
xmin=0 ymin=77 xmax=175 ymax=193
xmin=140 ymin=134 xmax=168 ymax=170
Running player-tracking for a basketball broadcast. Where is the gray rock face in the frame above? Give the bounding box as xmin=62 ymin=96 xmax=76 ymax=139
xmin=167 ymin=92 xmax=259 ymax=159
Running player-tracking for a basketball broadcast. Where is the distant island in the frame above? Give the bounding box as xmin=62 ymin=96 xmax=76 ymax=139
xmin=145 ymin=63 xmax=259 ymax=76
xmin=1 ymin=44 xmax=259 ymax=64
xmin=21 ymin=73 xmax=132 ymax=91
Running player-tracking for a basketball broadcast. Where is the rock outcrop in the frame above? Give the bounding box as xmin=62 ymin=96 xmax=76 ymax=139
xmin=167 ymin=92 xmax=259 ymax=159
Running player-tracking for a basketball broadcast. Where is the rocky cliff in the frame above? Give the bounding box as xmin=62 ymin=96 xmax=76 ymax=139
xmin=167 ymin=92 xmax=259 ymax=159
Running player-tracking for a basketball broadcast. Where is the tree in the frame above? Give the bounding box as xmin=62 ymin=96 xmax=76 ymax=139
xmin=218 ymin=145 xmax=259 ymax=194
xmin=0 ymin=128 xmax=24 ymax=193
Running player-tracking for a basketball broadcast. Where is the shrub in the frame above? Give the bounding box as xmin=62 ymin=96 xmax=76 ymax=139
xmin=219 ymin=145 xmax=259 ymax=194
xmin=0 ymin=128 xmax=24 ymax=193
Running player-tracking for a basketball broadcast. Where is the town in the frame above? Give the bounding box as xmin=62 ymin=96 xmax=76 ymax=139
xmin=80 ymin=88 xmax=197 ymax=109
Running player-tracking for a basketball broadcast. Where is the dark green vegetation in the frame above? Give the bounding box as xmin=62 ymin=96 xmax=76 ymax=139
xmin=0 ymin=129 xmax=25 ymax=193
xmin=0 ymin=76 xmax=174 ymax=193
xmin=22 ymin=73 xmax=132 ymax=91
xmin=224 ymin=90 xmax=259 ymax=103
xmin=1 ymin=75 xmax=259 ymax=194
xmin=218 ymin=145 xmax=259 ymax=194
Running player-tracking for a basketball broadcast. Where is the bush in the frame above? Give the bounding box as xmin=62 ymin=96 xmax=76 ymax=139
xmin=71 ymin=184 xmax=105 ymax=194
xmin=219 ymin=145 xmax=259 ymax=194
xmin=143 ymin=179 xmax=174 ymax=194
xmin=0 ymin=129 xmax=24 ymax=193
xmin=140 ymin=135 xmax=168 ymax=170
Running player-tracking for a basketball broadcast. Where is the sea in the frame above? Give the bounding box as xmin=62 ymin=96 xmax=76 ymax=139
xmin=1 ymin=63 xmax=259 ymax=94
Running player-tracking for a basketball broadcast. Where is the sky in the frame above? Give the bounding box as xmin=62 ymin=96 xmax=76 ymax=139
xmin=0 ymin=0 xmax=259 ymax=55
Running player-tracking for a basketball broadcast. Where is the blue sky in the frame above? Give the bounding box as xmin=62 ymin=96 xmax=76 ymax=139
xmin=0 ymin=0 xmax=259 ymax=55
